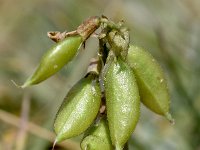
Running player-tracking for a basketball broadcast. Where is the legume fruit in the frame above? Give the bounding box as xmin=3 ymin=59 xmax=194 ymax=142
xmin=81 ymin=117 xmax=113 ymax=150
xmin=127 ymin=45 xmax=173 ymax=122
xmin=104 ymin=57 xmax=140 ymax=150
xmin=54 ymin=74 xmax=101 ymax=142
xmin=21 ymin=16 xmax=173 ymax=149
xmin=22 ymin=35 xmax=82 ymax=88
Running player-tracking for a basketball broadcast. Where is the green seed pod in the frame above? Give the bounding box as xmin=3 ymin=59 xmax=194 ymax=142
xmin=127 ymin=45 xmax=173 ymax=122
xmin=54 ymin=74 xmax=101 ymax=143
xmin=81 ymin=117 xmax=113 ymax=150
xmin=104 ymin=57 xmax=140 ymax=150
xmin=22 ymin=35 xmax=82 ymax=88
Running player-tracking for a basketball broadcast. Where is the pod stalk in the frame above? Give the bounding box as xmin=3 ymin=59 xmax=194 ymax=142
xmin=77 ymin=16 xmax=101 ymax=41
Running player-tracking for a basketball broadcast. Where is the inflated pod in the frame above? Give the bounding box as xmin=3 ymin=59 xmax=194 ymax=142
xmin=127 ymin=45 xmax=173 ymax=121
xmin=81 ymin=117 xmax=113 ymax=150
xmin=22 ymin=35 xmax=82 ymax=88
xmin=54 ymin=74 xmax=101 ymax=143
xmin=104 ymin=57 xmax=140 ymax=150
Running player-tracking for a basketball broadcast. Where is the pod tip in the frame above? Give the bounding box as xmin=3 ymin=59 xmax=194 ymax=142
xmin=21 ymin=83 xmax=29 ymax=89
xmin=20 ymin=79 xmax=33 ymax=89
xmin=165 ymin=112 xmax=175 ymax=125
xmin=115 ymin=144 xmax=123 ymax=150
xmin=11 ymin=80 xmax=24 ymax=89
xmin=83 ymin=144 xmax=89 ymax=150
xmin=52 ymin=138 xmax=57 ymax=150
xmin=54 ymin=134 xmax=64 ymax=144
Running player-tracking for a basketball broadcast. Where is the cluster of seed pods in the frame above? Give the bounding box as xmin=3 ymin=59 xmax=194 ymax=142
xmin=22 ymin=16 xmax=173 ymax=150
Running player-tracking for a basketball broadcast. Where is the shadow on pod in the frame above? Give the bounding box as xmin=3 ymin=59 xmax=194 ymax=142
xmin=54 ymin=73 xmax=101 ymax=143
xmin=81 ymin=117 xmax=113 ymax=150
xmin=104 ymin=57 xmax=140 ymax=150
xmin=127 ymin=45 xmax=173 ymax=123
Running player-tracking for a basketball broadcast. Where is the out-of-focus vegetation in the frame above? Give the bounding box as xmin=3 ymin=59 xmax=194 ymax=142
xmin=0 ymin=0 xmax=200 ymax=150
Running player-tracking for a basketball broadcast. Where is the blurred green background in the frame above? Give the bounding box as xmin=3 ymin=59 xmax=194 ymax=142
xmin=0 ymin=0 xmax=200 ymax=150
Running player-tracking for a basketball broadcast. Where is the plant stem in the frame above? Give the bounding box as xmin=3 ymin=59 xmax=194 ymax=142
xmin=0 ymin=109 xmax=80 ymax=150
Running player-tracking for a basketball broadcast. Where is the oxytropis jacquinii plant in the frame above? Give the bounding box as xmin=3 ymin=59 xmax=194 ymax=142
xmin=21 ymin=16 xmax=174 ymax=150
